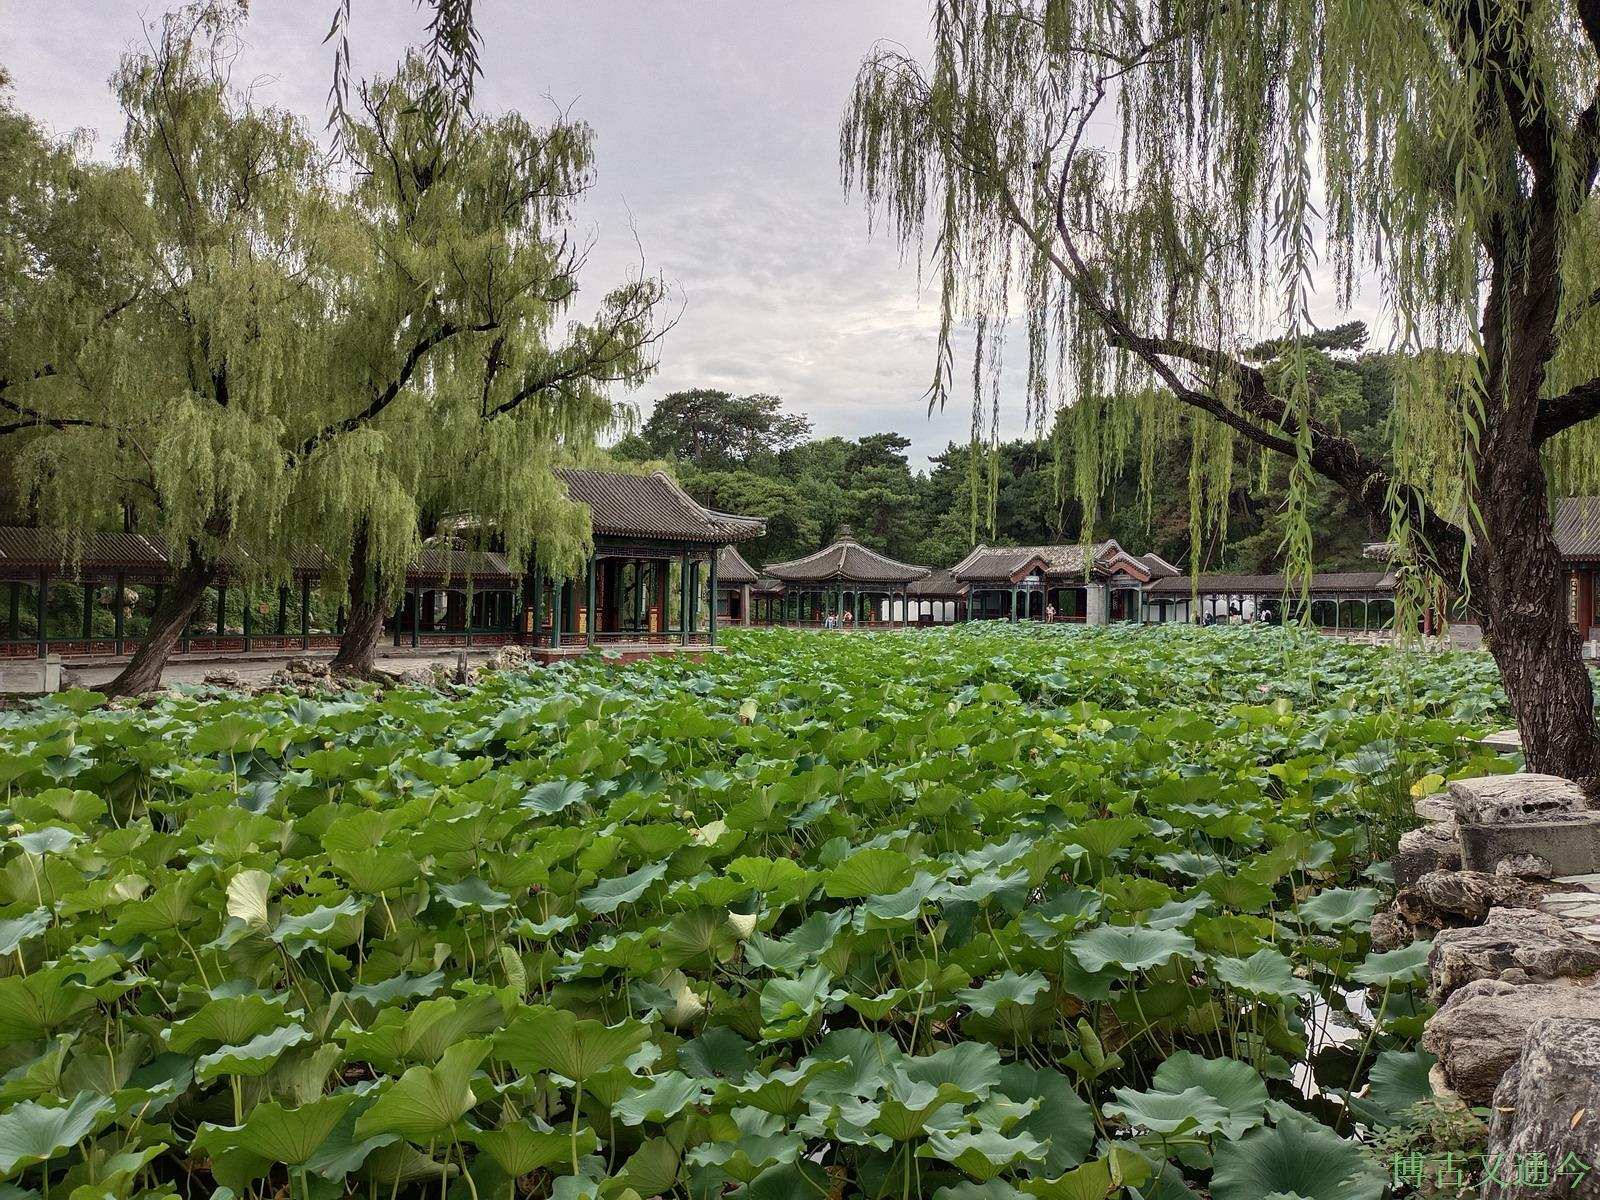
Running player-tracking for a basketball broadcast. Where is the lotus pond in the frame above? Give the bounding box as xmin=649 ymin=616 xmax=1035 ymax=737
xmin=0 ymin=624 xmax=1510 ymax=1199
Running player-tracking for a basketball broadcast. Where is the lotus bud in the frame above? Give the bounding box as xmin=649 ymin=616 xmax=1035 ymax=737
xmin=726 ymin=910 xmax=758 ymax=939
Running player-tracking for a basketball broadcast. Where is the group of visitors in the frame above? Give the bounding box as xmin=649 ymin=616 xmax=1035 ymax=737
xmin=823 ymin=610 xmax=856 ymax=630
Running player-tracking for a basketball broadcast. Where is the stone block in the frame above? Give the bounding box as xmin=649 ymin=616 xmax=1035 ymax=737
xmin=1394 ymin=824 xmax=1462 ymax=889
xmin=1485 ymin=1018 xmax=1600 ymax=1198
xmin=1428 ymin=907 xmax=1600 ymax=1003
xmin=1458 ymin=812 xmax=1600 ymax=877
xmin=1480 ymin=728 xmax=1523 ymax=755
xmin=1448 ymin=773 xmax=1587 ymax=825
xmin=1423 ymin=977 xmax=1600 ymax=1105
xmin=0 ymin=655 xmax=60 ymax=695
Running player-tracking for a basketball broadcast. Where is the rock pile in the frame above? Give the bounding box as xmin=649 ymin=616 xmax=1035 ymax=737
xmin=1396 ymin=769 xmax=1600 ymax=1185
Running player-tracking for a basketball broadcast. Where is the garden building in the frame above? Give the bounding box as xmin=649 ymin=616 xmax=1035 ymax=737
xmin=714 ymin=546 xmax=762 ymax=626
xmin=0 ymin=467 xmax=764 ymax=663
xmin=760 ymin=528 xmax=936 ymax=626
xmin=404 ymin=468 xmax=764 ymax=654
xmin=1142 ymin=569 xmax=1399 ymax=629
xmin=949 ymin=541 xmax=1174 ymax=622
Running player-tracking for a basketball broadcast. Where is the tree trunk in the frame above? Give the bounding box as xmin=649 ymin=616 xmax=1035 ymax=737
xmin=1470 ymin=394 xmax=1600 ymax=787
xmin=331 ymin=524 xmax=384 ymax=677
xmin=102 ymin=549 xmax=213 ymax=697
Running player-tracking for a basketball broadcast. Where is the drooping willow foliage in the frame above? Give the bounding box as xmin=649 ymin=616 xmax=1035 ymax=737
xmin=840 ymin=0 xmax=1600 ymax=611
xmin=0 ymin=2 xmax=668 ymax=626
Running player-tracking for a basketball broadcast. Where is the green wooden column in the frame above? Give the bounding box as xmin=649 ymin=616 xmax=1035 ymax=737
xmin=216 ymin=585 xmax=226 ymax=636
xmin=529 ymin=569 xmax=543 ymax=648
xmin=585 ymin=555 xmax=597 ymax=648
xmin=551 ymin=579 xmax=564 ymax=649
xmin=242 ymin=593 xmax=253 ymax=650
xmin=277 ymin=586 xmax=289 ymax=636
xmin=708 ymin=550 xmax=719 ymax=646
xmin=36 ymin=570 xmax=47 ymax=658
xmin=679 ymin=555 xmax=691 ymax=643
xmin=113 ymin=572 xmax=125 ymax=654
xmin=301 ymin=578 xmax=313 ymax=650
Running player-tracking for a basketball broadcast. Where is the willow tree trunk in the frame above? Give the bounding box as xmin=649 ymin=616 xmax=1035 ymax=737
xmin=1471 ymin=476 xmax=1600 ymax=786
xmin=331 ymin=524 xmax=384 ymax=677
xmin=1467 ymin=215 xmax=1600 ymax=789
xmin=102 ymin=550 xmax=213 ymax=697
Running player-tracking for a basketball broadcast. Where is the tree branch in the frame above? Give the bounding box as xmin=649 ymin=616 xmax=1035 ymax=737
xmin=1535 ymin=376 xmax=1600 ymax=440
xmin=294 ymin=320 xmax=486 ymax=460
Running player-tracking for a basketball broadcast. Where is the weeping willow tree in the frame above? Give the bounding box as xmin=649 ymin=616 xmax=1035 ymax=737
xmin=843 ymin=0 xmax=1600 ymax=783
xmin=0 ymin=3 xmax=667 ymax=691
xmin=309 ymin=51 xmax=669 ymax=676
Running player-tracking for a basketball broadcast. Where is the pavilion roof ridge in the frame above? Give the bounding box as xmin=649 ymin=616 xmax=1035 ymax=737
xmin=763 ymin=531 xmax=930 ymax=585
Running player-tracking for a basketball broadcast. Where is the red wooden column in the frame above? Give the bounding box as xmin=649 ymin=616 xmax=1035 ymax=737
xmin=1577 ymin=568 xmax=1595 ymax=640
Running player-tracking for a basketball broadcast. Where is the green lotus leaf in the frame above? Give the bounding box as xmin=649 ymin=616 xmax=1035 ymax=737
xmin=955 ymin=971 xmax=1049 ymax=1016
xmin=1017 ymin=1147 xmax=1153 ymax=1198
xmin=692 ymin=1138 xmax=800 ymax=1187
xmin=14 ymin=828 xmax=78 ymax=857
xmin=1199 ymin=870 xmax=1277 ymax=912
xmin=0 ymin=909 xmax=50 ymax=957
xmin=1351 ymin=940 xmax=1432 ymax=986
xmin=1210 ymin=1117 xmax=1385 ymax=1200
xmin=0 ymin=1092 xmax=115 ymax=1177
xmin=195 ymin=1023 xmax=312 ymax=1082
xmin=471 ymin=1117 xmax=593 ymax=1175
xmin=725 ymin=856 xmax=816 ymax=906
xmin=717 ymin=1059 xmax=842 ymax=1117
xmin=579 ymin=861 xmax=669 ymax=914
xmin=303 ymin=1098 xmax=397 ymax=1179
xmin=658 ymin=907 xmax=740 ymax=969
xmin=758 ymin=965 xmax=840 ymax=1037
xmin=354 ymin=1038 xmax=489 ymax=1142
xmin=346 ymin=970 xmax=446 ymax=1009
xmin=676 ymin=1026 xmax=756 ymax=1079
xmin=612 ymin=1070 xmax=706 ymax=1125
xmin=190 ymin=714 xmax=269 ymax=755
xmin=341 ymin=995 xmax=504 ymax=1069
xmin=1295 ymin=887 xmax=1381 ymax=931
xmin=166 ymin=993 xmax=295 ymax=1053
xmin=861 ymin=871 xmax=941 ymax=922
xmin=823 ymin=847 xmax=913 ymax=899
xmin=995 ymin=1063 xmax=1093 ymax=1176
xmin=271 ymin=896 xmax=366 ymax=950
xmin=330 ymin=849 xmax=420 ymax=894
xmin=14 ymin=789 xmax=105 ymax=827
xmin=523 ymin=779 xmax=590 ymax=816
xmin=903 ymin=1041 xmax=1002 ymax=1098
xmin=740 ymin=1161 xmax=833 ymax=1199
xmin=211 ymin=1093 xmax=358 ymax=1168
xmin=496 ymin=1007 xmax=650 ymax=1083
xmin=742 ymin=909 xmax=850 ymax=972
xmin=1103 ymin=1085 xmax=1230 ymax=1136
xmin=1070 ymin=924 xmax=1195 ymax=974
xmin=434 ymin=877 xmax=512 ymax=912
xmin=225 ymin=869 xmax=273 ymax=929
xmin=1365 ymin=1047 xmax=1436 ymax=1118
xmin=1149 ymin=1051 xmax=1270 ymax=1139
xmin=615 ymin=1136 xmax=681 ymax=1196
xmin=935 ymin=1183 xmax=1024 ymax=1200
xmin=921 ymin=1125 xmax=1047 ymax=1182
xmin=1212 ymin=948 xmax=1312 ymax=999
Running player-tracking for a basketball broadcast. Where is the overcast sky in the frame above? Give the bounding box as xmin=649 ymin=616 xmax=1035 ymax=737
xmin=3 ymin=1 xmax=1039 ymax=469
